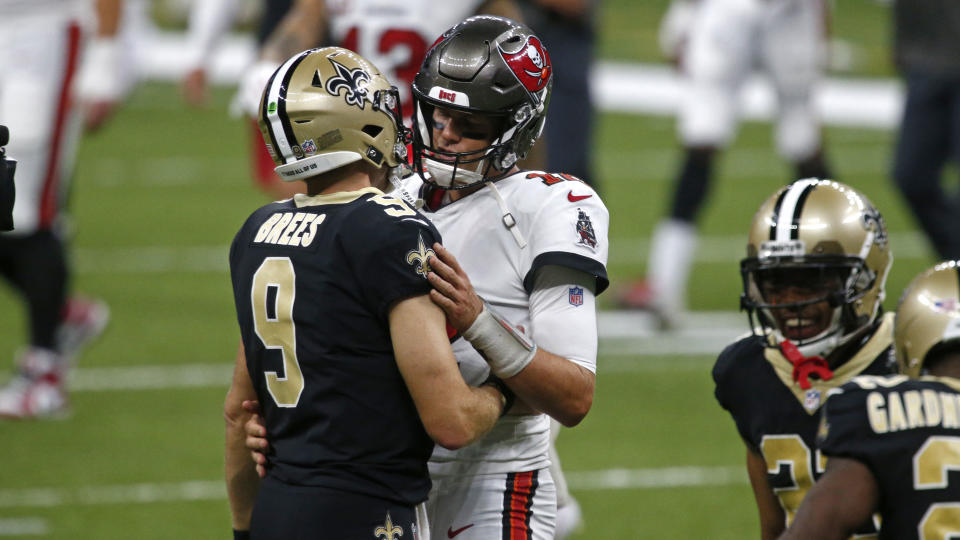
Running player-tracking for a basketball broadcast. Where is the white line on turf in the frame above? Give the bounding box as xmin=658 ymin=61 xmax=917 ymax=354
xmin=0 ymin=518 xmax=48 ymax=536
xmin=60 ymin=311 xmax=743 ymax=392
xmin=0 ymin=466 xmax=747 ymax=508
xmin=70 ymin=230 xmax=931 ymax=275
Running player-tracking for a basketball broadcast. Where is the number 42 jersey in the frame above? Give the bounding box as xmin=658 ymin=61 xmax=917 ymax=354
xmin=229 ymin=187 xmax=442 ymax=505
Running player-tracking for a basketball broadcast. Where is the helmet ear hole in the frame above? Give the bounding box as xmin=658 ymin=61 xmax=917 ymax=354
xmin=362 ymin=125 xmax=383 ymax=138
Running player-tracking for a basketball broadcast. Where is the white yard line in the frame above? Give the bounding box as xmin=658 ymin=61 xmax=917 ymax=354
xmin=0 ymin=466 xmax=746 ymax=509
xmin=135 ymin=30 xmax=902 ymax=129
xmin=60 ymin=311 xmax=742 ymax=392
xmin=0 ymin=519 xmax=48 ymax=536
xmin=71 ymin=230 xmax=930 ymax=275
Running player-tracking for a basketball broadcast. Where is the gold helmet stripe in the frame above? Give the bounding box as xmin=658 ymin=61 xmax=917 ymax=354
xmin=263 ymin=50 xmax=311 ymax=165
xmin=773 ymin=178 xmax=819 ymax=243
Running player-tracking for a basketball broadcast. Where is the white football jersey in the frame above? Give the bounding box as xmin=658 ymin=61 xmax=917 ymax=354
xmin=398 ymin=170 xmax=609 ymax=476
xmin=326 ymin=0 xmax=487 ymax=119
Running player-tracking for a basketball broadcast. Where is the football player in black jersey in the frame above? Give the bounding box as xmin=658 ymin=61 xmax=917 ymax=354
xmin=223 ymin=47 xmax=509 ymax=540
xmin=713 ymin=178 xmax=895 ymax=539
xmin=781 ymin=261 xmax=960 ymax=540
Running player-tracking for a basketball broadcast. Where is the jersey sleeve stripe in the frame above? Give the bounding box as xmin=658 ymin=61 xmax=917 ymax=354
xmin=523 ymin=252 xmax=609 ymax=295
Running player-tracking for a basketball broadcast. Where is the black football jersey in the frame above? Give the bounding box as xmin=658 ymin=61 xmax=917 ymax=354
xmin=819 ymin=375 xmax=960 ymax=540
xmin=229 ymin=187 xmax=442 ymax=505
xmin=712 ymin=314 xmax=897 ymax=535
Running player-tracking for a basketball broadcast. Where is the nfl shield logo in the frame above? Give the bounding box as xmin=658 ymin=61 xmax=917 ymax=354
xmin=301 ymin=139 xmax=318 ymax=155
xmin=804 ymin=389 xmax=821 ymax=411
xmin=569 ymin=286 xmax=584 ymax=306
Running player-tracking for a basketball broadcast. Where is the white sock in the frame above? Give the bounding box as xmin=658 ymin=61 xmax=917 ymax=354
xmin=647 ymin=219 xmax=698 ymax=316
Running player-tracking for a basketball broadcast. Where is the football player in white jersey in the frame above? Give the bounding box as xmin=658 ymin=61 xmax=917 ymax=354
xmin=0 ymin=0 xmax=122 ymax=419
xmin=621 ymin=0 xmax=834 ymax=329
xmin=242 ymin=15 xmax=607 ymax=539
xmin=227 ymin=0 xmax=522 ymax=199
xmin=403 ymin=15 xmax=607 ymax=539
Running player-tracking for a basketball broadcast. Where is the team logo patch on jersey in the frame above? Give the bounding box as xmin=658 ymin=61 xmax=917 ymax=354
xmin=323 ymin=58 xmax=371 ymax=110
xmin=569 ymin=286 xmax=584 ymax=306
xmin=374 ymin=511 xmax=403 ymax=540
xmin=406 ymin=234 xmax=435 ymax=278
xmin=499 ymin=36 xmax=551 ymax=94
xmin=575 ymin=209 xmax=597 ymax=249
xmin=803 ymin=389 xmax=821 ymax=412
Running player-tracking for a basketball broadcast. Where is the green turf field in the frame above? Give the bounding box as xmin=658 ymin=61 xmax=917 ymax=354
xmin=0 ymin=2 xmax=938 ymax=538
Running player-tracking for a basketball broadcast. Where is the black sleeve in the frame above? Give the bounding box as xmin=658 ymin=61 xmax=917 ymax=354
xmin=344 ymin=206 xmax=443 ymax=321
xmin=713 ymin=341 xmax=757 ymax=449
xmin=818 ymin=385 xmax=877 ymax=463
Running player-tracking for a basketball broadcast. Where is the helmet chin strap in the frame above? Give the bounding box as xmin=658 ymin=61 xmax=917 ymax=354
xmin=424 ymin=158 xmax=485 ymax=188
xmin=767 ymin=305 xmax=844 ymax=359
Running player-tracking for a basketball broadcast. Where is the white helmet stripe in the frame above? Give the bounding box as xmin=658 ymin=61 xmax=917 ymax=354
xmin=775 ymin=178 xmax=819 ymax=243
xmin=264 ymin=52 xmax=310 ymax=165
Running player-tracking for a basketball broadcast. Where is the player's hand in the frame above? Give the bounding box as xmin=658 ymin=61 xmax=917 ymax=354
xmin=427 ymin=243 xmax=484 ymax=332
xmin=658 ymin=0 xmax=697 ymax=67
xmin=242 ymin=400 xmax=270 ymax=478
xmin=182 ymin=68 xmax=209 ymax=107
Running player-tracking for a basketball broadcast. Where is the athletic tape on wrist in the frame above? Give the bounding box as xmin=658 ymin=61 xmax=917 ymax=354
xmin=462 ymin=304 xmax=537 ymax=379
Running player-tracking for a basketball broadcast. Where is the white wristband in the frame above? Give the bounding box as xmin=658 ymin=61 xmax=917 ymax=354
xmin=462 ymin=304 xmax=537 ymax=379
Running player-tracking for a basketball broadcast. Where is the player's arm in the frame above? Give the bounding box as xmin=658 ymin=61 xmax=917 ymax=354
xmin=778 ymin=456 xmax=878 ymax=540
xmin=231 ymin=0 xmax=327 ymax=118
xmin=746 ymin=446 xmax=787 ymax=540
xmin=259 ymin=0 xmax=327 ymax=63
xmin=78 ymin=0 xmax=127 ymax=132
xmin=427 ymin=244 xmax=595 ymax=427
xmin=182 ymin=0 xmax=239 ymax=106
xmin=390 ymin=294 xmax=506 ymax=450
xmin=224 ymin=342 xmax=260 ymax=532
xmin=476 ymin=0 xmax=524 ymax=20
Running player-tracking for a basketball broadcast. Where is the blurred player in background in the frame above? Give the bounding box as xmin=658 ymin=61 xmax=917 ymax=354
xmin=714 ymin=179 xmax=893 ymax=539
xmin=180 ymin=0 xmax=293 ymax=107
xmin=224 ymin=47 xmax=508 ymax=539
xmin=619 ymin=0 xmax=835 ymax=329
xmin=227 ymin=0 xmax=522 ymax=200
xmin=781 ymin=260 xmax=960 ymax=540
xmin=0 ymin=0 xmax=127 ymax=419
xmin=890 ymin=0 xmax=960 ymax=262
xmin=517 ymin=0 xmax=597 ymax=189
xmin=244 ymin=16 xmax=609 ymax=539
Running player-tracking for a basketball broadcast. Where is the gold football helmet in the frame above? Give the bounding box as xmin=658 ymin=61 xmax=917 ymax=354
xmin=740 ymin=179 xmax=892 ymax=358
xmin=257 ymin=47 xmax=409 ymax=182
xmin=895 ymin=261 xmax=960 ymax=377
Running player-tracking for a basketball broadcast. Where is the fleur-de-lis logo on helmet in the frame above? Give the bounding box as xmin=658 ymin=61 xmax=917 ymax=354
xmin=325 ymin=58 xmax=371 ymax=110
xmin=861 ymin=205 xmax=888 ymax=249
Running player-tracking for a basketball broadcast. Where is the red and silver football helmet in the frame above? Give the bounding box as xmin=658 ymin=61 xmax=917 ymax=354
xmin=411 ymin=16 xmax=552 ymax=189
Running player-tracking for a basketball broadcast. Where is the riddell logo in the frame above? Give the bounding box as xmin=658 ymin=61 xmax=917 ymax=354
xmin=438 ymin=89 xmax=457 ymax=103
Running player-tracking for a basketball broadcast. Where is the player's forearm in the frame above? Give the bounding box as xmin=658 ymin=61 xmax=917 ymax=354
xmin=260 ymin=0 xmax=326 ymax=63
xmin=448 ymin=384 xmax=506 ymax=448
xmin=503 ymin=348 xmax=595 ymax=427
xmin=94 ymin=0 xmax=123 ymax=37
xmin=225 ymin=414 xmax=259 ymax=529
